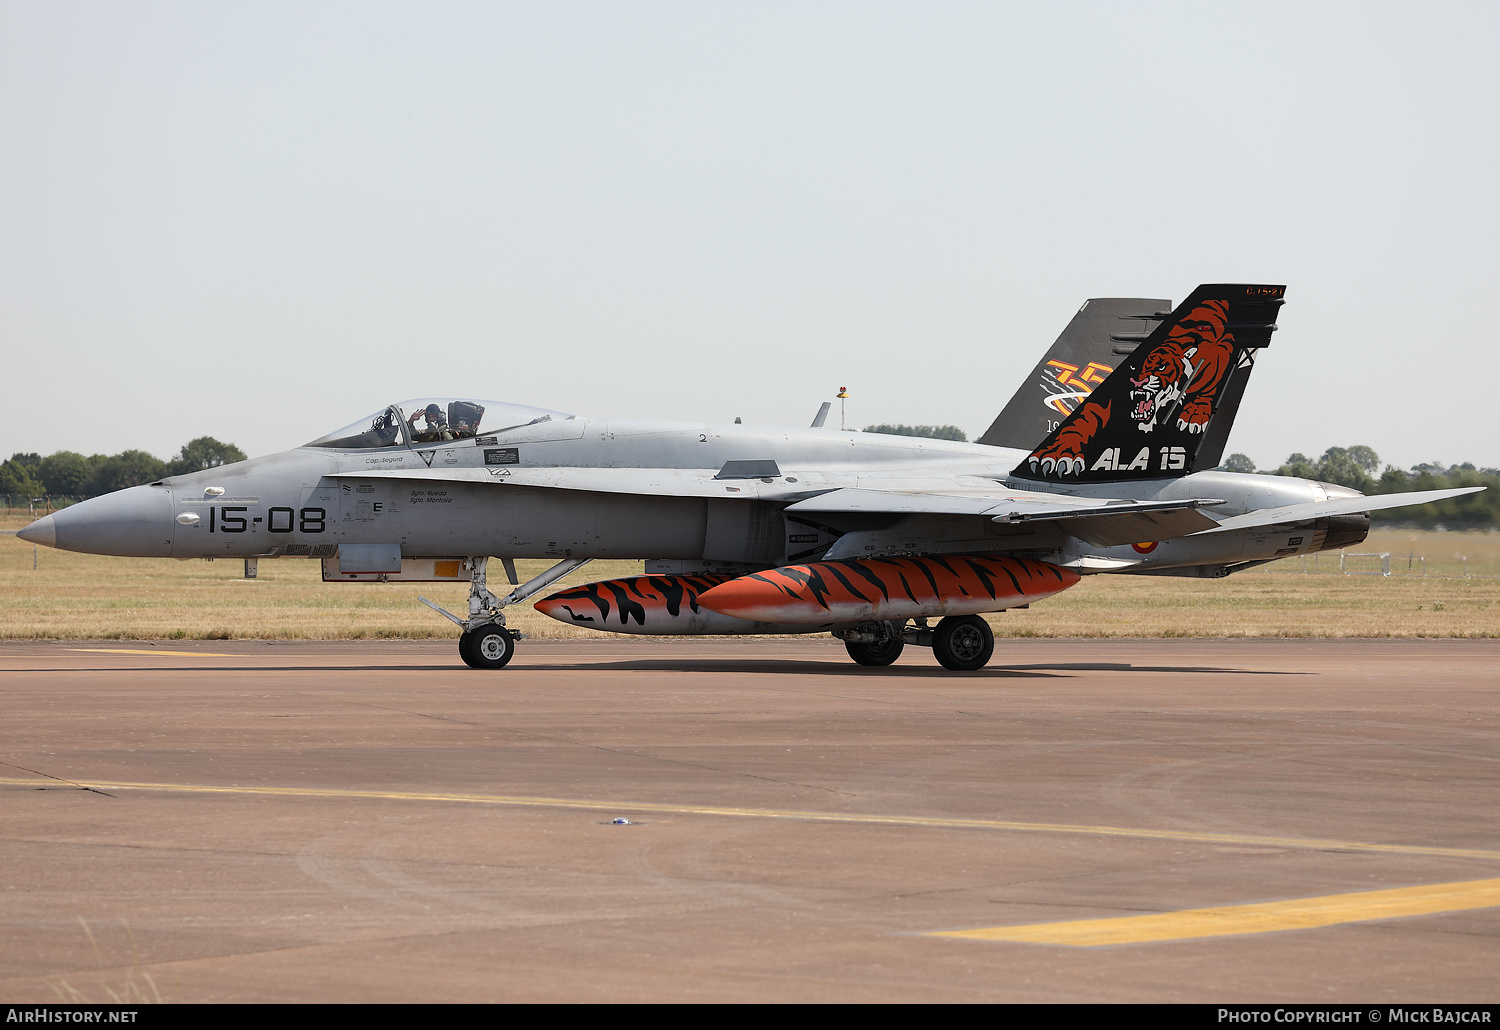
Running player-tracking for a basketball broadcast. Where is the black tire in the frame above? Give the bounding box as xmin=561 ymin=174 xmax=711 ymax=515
xmin=933 ymin=615 xmax=994 ymax=671
xmin=845 ymin=632 xmax=905 ymax=667
xmin=461 ymin=625 xmax=515 ymax=670
xmin=458 ymin=630 xmax=478 ymax=668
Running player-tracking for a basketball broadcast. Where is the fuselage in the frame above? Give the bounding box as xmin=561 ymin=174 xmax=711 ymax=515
xmin=23 ymin=409 xmax=1367 ymax=576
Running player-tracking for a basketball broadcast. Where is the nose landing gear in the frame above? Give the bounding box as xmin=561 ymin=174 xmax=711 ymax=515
xmin=420 ymin=556 xmax=593 ymax=670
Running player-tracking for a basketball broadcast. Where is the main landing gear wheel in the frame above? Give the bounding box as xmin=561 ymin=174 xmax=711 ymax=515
xmin=933 ymin=615 xmax=994 ymax=671
xmin=844 ymin=623 xmax=905 ymax=666
xmin=460 ymin=625 xmax=516 ymax=670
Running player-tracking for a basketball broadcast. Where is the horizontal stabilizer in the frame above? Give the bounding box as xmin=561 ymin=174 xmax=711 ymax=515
xmin=990 ymin=497 xmax=1222 ymax=524
xmin=1199 ymin=487 xmax=1485 ymax=534
xmin=993 ymin=498 xmax=1222 ymax=548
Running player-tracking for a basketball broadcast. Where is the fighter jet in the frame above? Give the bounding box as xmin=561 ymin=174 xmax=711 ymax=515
xmin=18 ymin=284 xmax=1480 ymax=671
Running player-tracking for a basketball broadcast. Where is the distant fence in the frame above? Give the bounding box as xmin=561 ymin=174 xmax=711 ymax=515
xmin=2 ymin=496 xmax=84 ymax=516
xmin=1263 ymin=549 xmax=1496 ymax=579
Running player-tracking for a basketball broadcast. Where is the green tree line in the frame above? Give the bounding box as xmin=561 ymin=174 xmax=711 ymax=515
xmin=0 ymin=438 xmax=247 ymax=500
xmin=863 ymin=424 xmax=969 ymax=441
xmin=1225 ymin=446 xmax=1499 ymax=529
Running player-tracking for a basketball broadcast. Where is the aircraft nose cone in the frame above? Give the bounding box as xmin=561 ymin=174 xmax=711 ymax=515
xmin=16 ymin=514 xmax=57 ymax=547
xmin=42 ymin=485 xmax=175 ymax=557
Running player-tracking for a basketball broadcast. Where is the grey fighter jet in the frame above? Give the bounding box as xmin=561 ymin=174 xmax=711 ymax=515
xmin=19 ymin=284 xmax=1480 ymax=671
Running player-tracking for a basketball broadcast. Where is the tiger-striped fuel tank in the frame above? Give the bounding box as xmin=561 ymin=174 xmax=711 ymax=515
xmin=534 ymin=573 xmax=833 ymax=635
xmin=697 ymin=555 xmax=1079 ymax=624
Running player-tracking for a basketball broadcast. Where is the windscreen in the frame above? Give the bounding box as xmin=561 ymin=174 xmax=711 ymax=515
xmin=305 ymin=407 xmax=406 ymax=449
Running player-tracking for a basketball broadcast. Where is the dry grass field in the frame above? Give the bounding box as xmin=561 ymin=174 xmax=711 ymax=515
xmin=2 ymin=513 xmax=1497 ymax=640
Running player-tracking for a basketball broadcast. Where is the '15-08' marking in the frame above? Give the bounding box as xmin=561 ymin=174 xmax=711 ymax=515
xmin=207 ymin=506 xmax=325 ymax=533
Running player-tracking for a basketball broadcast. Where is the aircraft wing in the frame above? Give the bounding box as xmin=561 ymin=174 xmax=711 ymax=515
xmin=786 ymin=488 xmax=1224 ymax=547
xmin=1198 ymin=487 xmax=1485 ymax=534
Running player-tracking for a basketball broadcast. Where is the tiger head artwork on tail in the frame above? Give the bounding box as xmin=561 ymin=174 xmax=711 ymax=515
xmin=1127 ymin=297 xmax=1234 ymax=435
xmin=1016 ymin=284 xmax=1284 ymax=483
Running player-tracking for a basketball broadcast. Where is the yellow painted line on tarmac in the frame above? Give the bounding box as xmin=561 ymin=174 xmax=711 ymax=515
xmin=1 ymin=776 xmax=1498 ymax=863
xmin=929 ymin=877 xmax=1500 ymax=946
xmin=66 ymin=648 xmax=250 ymax=658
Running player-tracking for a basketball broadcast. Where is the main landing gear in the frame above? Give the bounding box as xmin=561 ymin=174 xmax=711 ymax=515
xmin=931 ymin=615 xmax=995 ymax=671
xmin=420 ymin=556 xmax=592 ymax=670
xmin=836 ymin=614 xmax=997 ymax=671
xmin=843 ymin=620 xmax=905 ymax=666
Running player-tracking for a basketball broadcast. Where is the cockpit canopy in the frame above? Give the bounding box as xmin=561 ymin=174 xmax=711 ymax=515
xmin=306 ymin=398 xmax=575 ymax=450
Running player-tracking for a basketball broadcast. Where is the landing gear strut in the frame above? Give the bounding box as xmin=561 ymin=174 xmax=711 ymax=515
xmin=420 ymin=556 xmax=592 ymax=670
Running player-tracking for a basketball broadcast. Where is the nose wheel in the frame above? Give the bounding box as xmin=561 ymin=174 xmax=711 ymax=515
xmin=460 ymin=624 xmax=516 ymax=669
xmin=932 ymin=615 xmax=994 ymax=671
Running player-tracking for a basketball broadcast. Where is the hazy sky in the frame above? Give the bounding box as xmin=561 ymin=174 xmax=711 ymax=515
xmin=3 ymin=1 xmax=1497 ymax=471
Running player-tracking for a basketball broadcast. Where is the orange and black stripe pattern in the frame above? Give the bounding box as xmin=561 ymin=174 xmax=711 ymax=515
xmin=534 ymin=574 xmax=740 ymax=628
xmin=698 ymin=554 xmax=1079 ymax=623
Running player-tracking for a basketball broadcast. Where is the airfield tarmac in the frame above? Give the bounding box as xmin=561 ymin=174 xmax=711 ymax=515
xmin=1 ymin=637 xmax=1497 ymax=1003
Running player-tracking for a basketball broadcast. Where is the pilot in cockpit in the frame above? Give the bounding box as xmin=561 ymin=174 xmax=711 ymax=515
xmin=408 ymin=403 xmax=455 ymax=443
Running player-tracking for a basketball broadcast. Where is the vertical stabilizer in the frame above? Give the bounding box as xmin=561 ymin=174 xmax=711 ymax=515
xmin=979 ymin=298 xmax=1168 ymax=450
xmin=1189 ymin=348 xmax=1256 ymax=472
xmin=1013 ymin=284 xmax=1283 ymax=483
